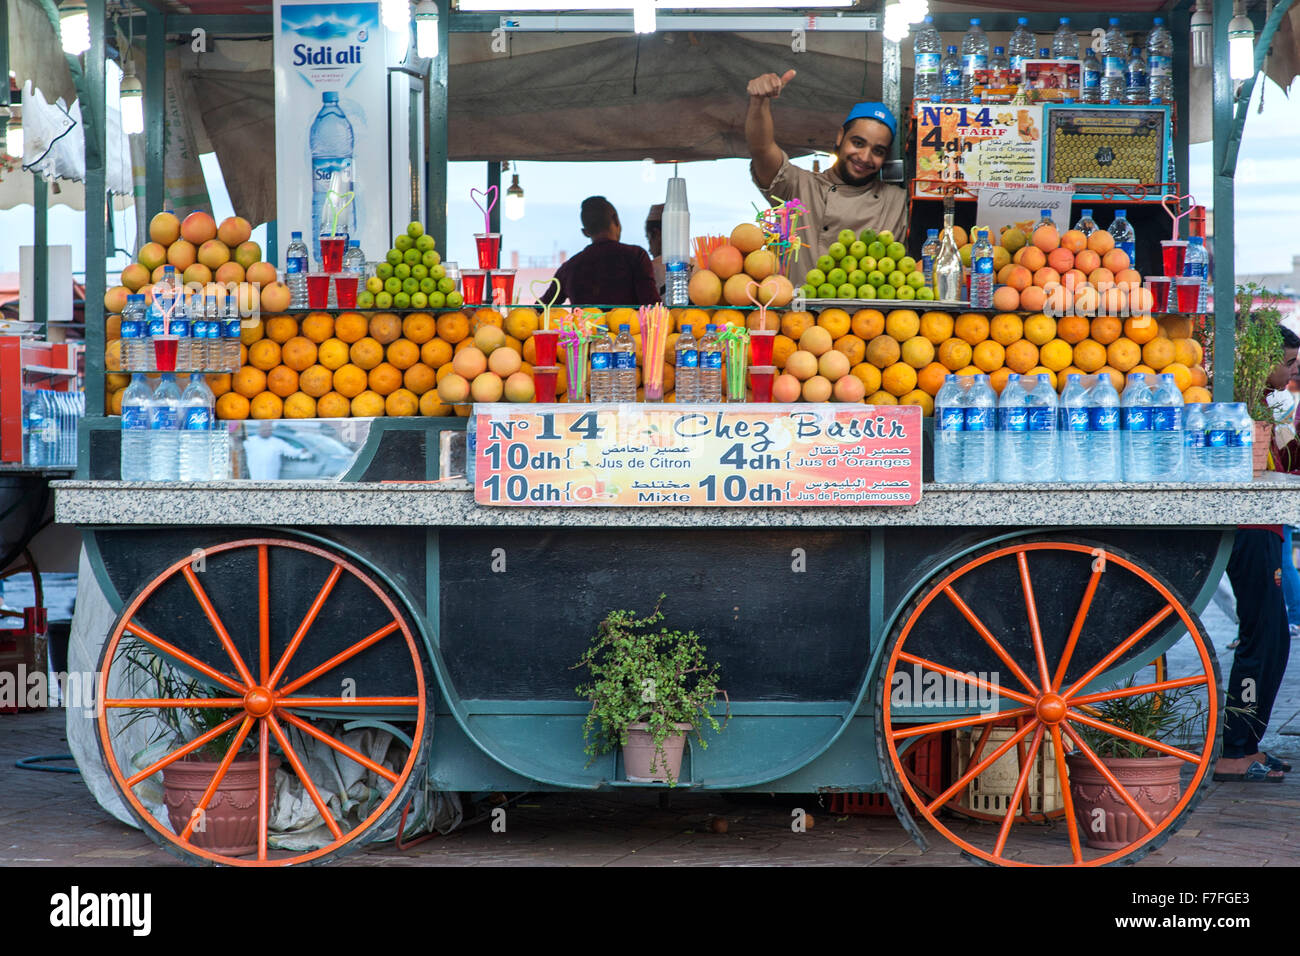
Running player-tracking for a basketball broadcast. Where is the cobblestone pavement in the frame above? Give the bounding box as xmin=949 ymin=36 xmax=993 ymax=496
xmin=2 ymin=593 xmax=1296 ymax=867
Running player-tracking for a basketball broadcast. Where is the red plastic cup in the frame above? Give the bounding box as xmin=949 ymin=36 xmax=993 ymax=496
xmin=152 ymin=335 xmax=178 ymax=372
xmin=749 ymin=365 xmax=776 ymax=403
xmin=334 ymin=274 xmax=359 ymax=309
xmin=532 ymin=365 xmax=559 ymax=402
xmin=306 ymin=273 xmax=331 ymax=309
xmin=1175 ymin=276 xmax=1203 ymax=314
xmin=1160 ymin=240 xmax=1188 ymax=278
xmin=532 ymin=328 xmax=560 ymax=367
xmin=1145 ymin=276 xmax=1172 ymax=313
xmin=750 ymin=329 xmax=776 ymax=366
xmin=475 ymin=233 xmax=502 ymax=270
xmin=319 ymin=236 xmax=347 ymax=273
xmin=461 ymin=269 xmax=487 ymax=306
xmin=489 ymin=269 xmax=516 ymax=307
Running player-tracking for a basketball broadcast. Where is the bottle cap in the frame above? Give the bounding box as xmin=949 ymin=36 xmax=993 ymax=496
xmin=1116 ymin=208 xmax=1126 ymax=217
xmin=292 ymin=231 xmax=302 ymax=239
xmin=1006 ymin=373 xmax=1021 ymax=382
xmin=945 ymin=374 xmax=958 ymax=383
xmin=1017 ymin=16 xmax=1028 ymax=25
xmin=1068 ymin=373 xmax=1081 ymax=382
xmin=1154 ymin=17 xmax=1164 ymax=25
xmin=620 ymin=324 xmax=631 ymax=332
xmin=947 ymin=45 xmax=957 ymax=53
xmin=1060 ymin=16 xmax=1070 ymax=25
xmin=975 ymin=374 xmax=989 ymax=383
xmin=924 ymin=15 xmax=932 ymax=23
xmin=706 ymin=324 xmax=717 ymax=332
xmin=681 ymin=325 xmax=691 ymax=334
xmin=1040 ymin=209 xmax=1050 ymax=217
xmin=994 ymin=46 xmax=1004 ymax=55
xmin=1038 ymin=374 xmax=1052 ymax=384
xmin=1190 ymin=236 xmax=1203 ymax=245
xmin=970 ymin=17 xmax=980 ymax=25
xmin=927 ymin=229 xmax=938 ymax=238
xmin=1081 ymin=208 xmax=1093 ymax=217
xmin=1039 ymin=48 xmax=1049 ymax=57
xmin=1109 ymin=17 xmax=1120 ymax=26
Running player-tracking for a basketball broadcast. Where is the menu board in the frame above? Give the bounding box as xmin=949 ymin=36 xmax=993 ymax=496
xmin=1045 ymin=106 xmax=1168 ymax=190
xmin=913 ymin=103 xmax=1044 ymax=197
xmin=473 ymin=404 xmax=922 ymax=507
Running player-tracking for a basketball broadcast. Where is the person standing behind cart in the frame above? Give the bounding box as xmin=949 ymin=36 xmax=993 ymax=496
xmin=745 ymin=70 xmax=909 ymax=290
xmin=551 ymin=196 xmax=660 ymax=307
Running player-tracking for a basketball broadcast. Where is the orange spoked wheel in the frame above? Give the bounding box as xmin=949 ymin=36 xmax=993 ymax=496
xmin=878 ymin=538 xmax=1221 ymax=866
xmin=94 ymin=538 xmax=430 ymax=866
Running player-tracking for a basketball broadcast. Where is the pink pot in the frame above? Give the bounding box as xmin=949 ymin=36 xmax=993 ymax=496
xmin=163 ymin=756 xmax=280 ymax=857
xmin=1065 ymin=753 xmax=1182 ymax=850
xmin=1253 ymin=421 xmax=1274 ymax=473
xmin=623 ymin=722 xmax=692 ymax=783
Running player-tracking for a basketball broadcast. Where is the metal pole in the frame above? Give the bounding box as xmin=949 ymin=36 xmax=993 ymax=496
xmin=882 ymin=37 xmax=900 ymax=163
xmin=487 ymin=161 xmax=501 ymax=233
xmin=1210 ymin=0 xmax=1234 ymax=401
xmin=84 ymin=0 xmax=108 ymax=421
xmin=1171 ymin=4 xmax=1191 ymax=239
xmin=34 ymin=178 xmax=48 ymax=336
xmin=424 ymin=12 xmax=449 ymax=253
xmin=145 ymin=8 xmax=165 ymax=217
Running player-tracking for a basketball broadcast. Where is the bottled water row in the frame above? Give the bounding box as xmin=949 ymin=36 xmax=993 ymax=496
xmin=589 ymin=323 xmax=638 ymax=403
xmin=120 ymin=372 xmax=230 ymax=482
xmin=23 ymin=387 xmax=84 ymax=467
xmin=121 ymin=272 xmax=242 ymax=374
xmin=913 ymin=15 xmax=1173 ymax=105
xmin=936 ymin=372 xmax=1245 ymax=484
xmin=589 ymin=322 xmax=724 ymax=404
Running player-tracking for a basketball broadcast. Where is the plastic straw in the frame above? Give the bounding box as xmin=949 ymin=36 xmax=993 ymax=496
xmin=640 ymin=304 xmax=671 ymax=401
xmin=717 ymin=325 xmax=750 ymax=401
xmin=324 ymin=180 xmax=356 ymax=238
xmin=1161 ymin=191 xmax=1196 ymax=239
xmin=471 ymin=185 xmax=499 ymax=236
xmin=531 ymin=278 xmax=561 ymax=330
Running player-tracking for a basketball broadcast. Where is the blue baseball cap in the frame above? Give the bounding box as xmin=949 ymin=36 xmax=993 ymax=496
xmin=843 ymin=102 xmax=897 ymax=139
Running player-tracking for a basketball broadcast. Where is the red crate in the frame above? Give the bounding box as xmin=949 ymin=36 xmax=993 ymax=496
xmin=828 ymin=733 xmax=945 ymax=816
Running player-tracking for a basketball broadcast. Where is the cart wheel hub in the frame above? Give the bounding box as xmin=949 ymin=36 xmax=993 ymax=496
xmin=244 ymin=687 xmax=274 ymax=717
xmin=1035 ymin=692 xmax=1066 ymax=724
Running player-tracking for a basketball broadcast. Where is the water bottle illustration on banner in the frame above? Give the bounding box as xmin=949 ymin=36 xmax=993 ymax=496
xmin=310 ymin=92 xmax=355 ymax=262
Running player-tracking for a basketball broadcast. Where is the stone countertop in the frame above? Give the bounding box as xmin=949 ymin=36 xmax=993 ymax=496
xmin=53 ymin=474 xmax=1300 ymax=528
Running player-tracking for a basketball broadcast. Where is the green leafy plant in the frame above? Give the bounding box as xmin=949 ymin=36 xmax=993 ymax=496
xmin=1234 ymin=282 xmax=1286 ymax=422
xmin=572 ymin=596 xmax=727 ymax=784
xmin=1076 ymin=679 xmax=1207 ymax=759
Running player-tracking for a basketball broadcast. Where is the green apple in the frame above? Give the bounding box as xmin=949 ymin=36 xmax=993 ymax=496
xmin=402 ymin=277 xmax=420 ymax=295
xmin=445 ymin=291 xmax=464 ymax=308
xmin=416 ymin=234 xmax=435 ymax=252
xmin=858 ymin=229 xmax=878 ymax=245
xmin=849 ymin=241 xmax=868 ymax=259
xmin=839 ymin=256 xmax=858 ymax=274
xmin=375 ymin=291 xmax=394 ymax=309
xmin=411 ymin=291 xmax=429 ymax=308
xmin=356 ymin=290 xmax=376 ymax=309
xmin=422 ymin=250 xmax=440 ymax=268
xmin=837 ymin=283 xmax=857 ymax=299
xmin=802 ymin=283 xmax=818 ymax=300
xmin=428 ymin=291 xmax=446 ymax=309
xmin=407 ymin=221 xmax=425 ymax=238
xmin=848 ymin=269 xmax=867 ymax=287
xmin=366 ymin=276 xmax=384 ymax=294
xmin=817 ymin=283 xmax=837 ymax=299
xmin=886 ymin=241 xmax=906 ymax=261
xmin=867 ymin=241 xmax=887 ymax=260
xmin=877 ymin=257 xmax=896 ymax=275
xmin=412 ymin=264 xmax=428 ymax=280
xmin=889 ymin=271 xmax=906 ymax=288
xmin=860 ymin=256 xmax=877 ymax=273
xmin=876 ymin=283 xmax=896 ymax=300
xmin=805 ymin=268 xmax=827 ymax=287
xmin=395 ymin=263 xmax=411 ymax=280
xmin=906 ymin=272 xmax=926 ymax=290
xmin=837 ymin=228 xmax=857 ymax=246
xmin=395 ymin=234 xmax=414 ymax=252
xmin=857 ymin=284 xmax=877 ymax=299
xmin=827 ymin=268 xmax=848 ymax=287
xmin=419 ymin=277 xmax=437 ymax=294
xmin=403 ymin=248 xmax=422 ymax=265
xmin=376 ymin=262 xmax=394 ymax=280
xmin=817 ymin=254 xmax=836 ymax=272
xmin=896 ymin=285 xmax=916 ymax=300
xmin=867 ymin=270 xmax=887 ymax=287
xmin=430 ymin=264 xmax=446 ymax=280
xmin=386 ymin=248 xmax=403 ymax=266
xmin=898 ymin=256 xmax=918 ymax=274
xmin=393 ymin=292 xmax=411 ymax=309
xmin=384 ymin=277 xmax=403 ymax=295
xmin=876 ymin=230 xmax=895 ymax=245
xmin=437 ymin=277 xmax=456 ymax=295
xmin=916 ymin=287 xmax=936 ymax=301
xmin=828 ymin=241 xmax=848 ymax=260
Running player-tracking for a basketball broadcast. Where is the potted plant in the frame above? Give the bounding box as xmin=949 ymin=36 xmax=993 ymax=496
xmin=121 ymin=642 xmax=279 ymax=856
xmin=1233 ymin=282 xmax=1287 ymax=471
xmin=572 ymin=596 xmax=727 ymax=785
xmin=1064 ymin=681 xmax=1206 ymax=850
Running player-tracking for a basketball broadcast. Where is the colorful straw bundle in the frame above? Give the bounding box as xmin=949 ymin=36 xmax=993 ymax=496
xmin=559 ymin=311 xmax=601 ymax=402
xmin=692 ymin=235 xmax=728 ymax=270
xmin=639 ymin=303 xmax=672 ymax=401
xmin=756 ymin=198 xmax=807 ymax=277
xmin=717 ymin=325 xmax=750 ymax=402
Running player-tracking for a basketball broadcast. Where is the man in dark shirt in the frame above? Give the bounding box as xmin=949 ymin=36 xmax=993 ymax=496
xmin=552 ymin=196 xmax=660 ymax=306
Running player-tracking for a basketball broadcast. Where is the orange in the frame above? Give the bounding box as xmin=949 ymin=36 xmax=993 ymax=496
xmin=421 ymin=338 xmax=453 ymax=369
xmin=1073 ymin=340 xmax=1107 ymax=373
xmin=852 ymin=309 xmax=886 ymax=340
xmin=401 ymin=312 xmax=437 ymax=344
xmin=472 ymin=307 xmax=504 ymax=330
xmin=938 ymin=338 xmax=973 ymax=371
xmin=504 ymin=308 xmax=540 ymax=340
xmin=386 ymin=338 xmax=420 ymax=370
xmin=404 ymin=363 xmax=436 ymax=395
xmin=1162 ymin=362 xmax=1192 ymax=392
xmin=881 ymin=363 xmax=917 ymax=397
xmin=1131 ymin=364 xmax=1157 ymax=377
xmin=369 ymin=312 xmax=403 ymax=345
xmin=240 ymin=319 xmax=265 ymax=346
xmin=317 ymin=391 xmax=351 ymax=418
xmin=1161 ymin=316 xmax=1194 ymax=339
xmin=917 ymin=361 xmax=947 ymax=396
xmin=436 ymin=311 xmax=470 ymax=344
xmin=333 ymin=364 xmax=368 ymax=398
xmin=851 ymin=363 xmax=882 ymax=395
xmin=300 ymin=312 xmax=334 ymax=343
xmin=989 ymin=367 xmax=1013 ymax=394
xmin=351 ymin=390 xmax=386 ymax=418
xmin=817 ymin=308 xmax=852 ymax=339
xmin=884 ymin=309 xmax=920 ymax=341
xmin=283 ymin=392 xmax=316 ymax=419
xmin=264 ymin=315 xmax=298 ymax=343
xmin=781 ymin=310 xmax=814 ymax=341
xmin=1056 ymin=314 xmax=1090 ymax=345
xmin=834 ymin=334 xmax=866 ymax=367
xmin=106 ymin=314 xmax=122 ymax=341
xmin=250 ymin=391 xmax=283 ymax=419
xmin=866 ymin=335 xmax=901 ymax=369
xmin=206 ymin=373 xmax=232 ymax=398
xmin=105 ymin=339 xmax=122 ymax=372
xmin=956 ymin=366 xmax=981 ymax=378
xmin=1123 ymin=315 xmax=1158 ymax=345
xmin=215 ymin=391 xmax=250 ymax=420
xmin=266 ymin=365 xmax=299 ymax=398
xmin=1090 ymin=315 xmax=1122 ymax=345
xmin=899 ymin=389 xmax=935 ymax=416
xmin=866 ymin=390 xmax=899 ymax=406
xmin=107 ymin=387 xmax=125 ymax=415
xmin=1057 ymin=366 xmax=1085 ymax=391
xmin=350 ymin=337 xmax=384 ymax=370
xmin=334 ymin=312 xmax=369 ymax=343
xmin=248 ymin=338 xmax=281 ymax=371
xmin=1026 ymin=366 xmax=1057 ymax=390
xmin=972 ymin=340 xmax=1006 ymax=373
xmin=772 ymin=334 xmax=796 ymax=369
xmin=714 ymin=309 xmax=747 ymax=331
xmin=318 ymin=338 xmax=350 ymax=370
xmin=1022 ymin=313 xmax=1056 ymax=346
xmin=1004 ymin=339 xmax=1039 ymax=374
xmin=299 ymin=364 xmax=334 ymax=398
xmin=990 ymin=313 xmax=1024 ymax=347
xmin=992 ymin=286 xmax=1022 ymax=313
xmin=1097 ymin=365 xmax=1125 ymax=393
xmin=233 ymin=366 xmax=267 ymax=398
xmin=1019 ymin=286 xmax=1047 ymax=313
xmin=1173 ymin=338 xmax=1203 ymax=367
xmin=901 ymin=336 xmax=936 ymax=369
xmin=1183 ymin=386 xmax=1212 ymax=404
xmin=281 ymin=336 xmax=318 ymax=372
xmin=419 ymin=391 xmax=453 ymax=417
xmin=604 ymin=307 xmax=638 ymax=335
xmin=919 ymin=311 xmax=954 ymax=345
xmin=1086 ymin=230 xmax=1115 ymax=255
xmin=1190 ymin=364 xmax=1208 ymax=388
xmin=385 ymin=388 xmax=420 ymax=417
xmin=954 ymin=313 xmax=989 ymax=345
xmin=368 ymin=362 xmax=403 ymax=396
xmin=1107 ymin=339 xmax=1141 ymax=372
xmin=1039 ymin=338 xmax=1073 ymax=372
xmin=1142 ymin=337 xmax=1176 ymax=370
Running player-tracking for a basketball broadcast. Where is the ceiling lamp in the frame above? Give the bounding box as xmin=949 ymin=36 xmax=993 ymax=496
xmin=633 ymin=0 xmax=655 ymax=34
xmin=119 ymin=61 xmax=144 ymax=135
xmin=1190 ymin=0 xmax=1213 ymax=69
xmin=1228 ymin=1 xmax=1256 ymax=80
xmin=5 ymin=106 xmax=22 ymax=159
xmin=504 ymin=167 xmax=525 ymax=221
xmin=899 ymin=0 xmax=928 ymax=22
xmin=414 ymin=0 xmax=439 ymax=58
xmin=60 ymin=0 xmax=91 ymax=56
xmin=382 ymin=0 xmax=410 ymax=33
xmin=882 ymin=2 xmax=909 ymax=43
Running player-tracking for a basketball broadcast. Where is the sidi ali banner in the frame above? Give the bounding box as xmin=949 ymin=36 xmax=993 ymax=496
xmin=473 ymin=404 xmax=923 ymax=507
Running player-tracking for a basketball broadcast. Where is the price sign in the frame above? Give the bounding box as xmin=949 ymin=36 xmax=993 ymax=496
xmin=473 ymin=404 xmax=922 ymax=507
xmin=913 ymin=103 xmax=1044 ymax=198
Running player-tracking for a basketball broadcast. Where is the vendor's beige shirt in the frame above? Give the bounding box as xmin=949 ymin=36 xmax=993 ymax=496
xmin=752 ymin=151 xmax=909 ymax=291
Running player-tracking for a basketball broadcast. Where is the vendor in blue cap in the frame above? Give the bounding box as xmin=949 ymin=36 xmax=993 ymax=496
xmin=746 ymin=69 xmax=909 ymax=290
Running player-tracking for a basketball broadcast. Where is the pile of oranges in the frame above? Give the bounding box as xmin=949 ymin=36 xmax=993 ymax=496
xmin=990 ymin=224 xmax=1152 ymax=317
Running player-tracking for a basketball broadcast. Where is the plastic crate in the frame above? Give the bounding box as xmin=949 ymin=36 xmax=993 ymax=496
xmin=829 ymin=734 xmax=945 ymax=816
xmin=953 ymin=724 xmax=1065 ymax=816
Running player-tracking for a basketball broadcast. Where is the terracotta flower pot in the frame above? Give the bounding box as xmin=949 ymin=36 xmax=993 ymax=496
xmin=1064 ymin=753 xmax=1182 ymax=850
xmin=163 ymin=756 xmax=280 ymax=857
xmin=1253 ymin=421 xmax=1274 ymax=473
xmin=623 ymin=722 xmax=692 ymax=783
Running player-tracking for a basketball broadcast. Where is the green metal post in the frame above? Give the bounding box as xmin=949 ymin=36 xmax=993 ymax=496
xmin=1171 ymin=5 xmax=1190 ymax=238
xmin=145 ymin=8 xmax=165 ymax=217
xmin=84 ymin=0 xmax=108 ymax=421
xmin=1211 ymin=0 xmax=1235 ymax=401
xmin=882 ymin=37 xmax=900 ymax=163
xmin=425 ymin=12 xmax=449 ymax=253
xmin=487 ymin=161 xmax=501 ymax=233
xmin=34 ymin=178 xmax=48 ymax=335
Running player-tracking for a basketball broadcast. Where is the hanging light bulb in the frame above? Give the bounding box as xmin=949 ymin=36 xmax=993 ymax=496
xmin=882 ymin=2 xmax=909 ymax=43
xmin=1190 ymin=0 xmax=1213 ymax=69
xmin=60 ymin=0 xmax=90 ymax=56
xmin=414 ymin=0 xmax=439 ymax=58
xmin=1228 ymin=1 xmax=1256 ymax=80
xmin=6 ymin=106 xmax=22 ymax=159
xmin=119 ymin=61 xmax=144 ymax=136
xmin=381 ymin=0 xmax=410 ymax=34
xmin=633 ymin=0 xmax=656 ymax=35
xmin=899 ymin=0 xmax=928 ymax=23
xmin=504 ymin=168 xmax=525 ymax=221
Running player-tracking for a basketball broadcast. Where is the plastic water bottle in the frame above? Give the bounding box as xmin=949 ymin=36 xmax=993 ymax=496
xmin=675 ymin=325 xmax=699 ymax=403
xmin=1121 ymin=373 xmax=1154 ymax=481
xmin=1052 ymin=17 xmax=1080 ymax=60
xmin=1182 ymin=237 xmax=1210 ymax=313
xmin=1023 ymin=374 xmax=1058 ymax=482
xmin=465 ymin=408 xmax=477 ymax=486
xmin=960 ymin=19 xmax=990 ymax=100
xmin=1125 ymin=46 xmax=1148 ymax=104
xmin=1008 ymin=17 xmax=1036 ymax=82
xmin=934 ymin=375 xmax=965 ymax=483
xmin=921 ymin=229 xmax=940 ymax=285
xmin=1102 ymin=18 xmax=1128 ymax=104
xmin=178 ymin=374 xmax=213 ymax=481
xmin=698 ymin=324 xmax=723 ymax=402
xmin=285 ymin=230 xmax=309 ymax=308
xmin=1203 ymin=403 xmax=1233 ymax=479
xmin=120 ymin=294 xmax=147 ymax=372
xmin=1150 ymin=374 xmax=1184 ymax=480
xmin=210 ymin=418 xmax=230 ymax=480
xmin=198 ymin=294 xmax=216 ymax=370
xmin=173 ymin=293 xmax=194 ymax=371
xmin=614 ymin=324 xmax=638 ymax=402
xmin=147 ymin=373 xmax=181 ymax=481
xmin=988 ymin=46 xmax=1010 ymax=89
xmin=912 ymin=15 xmax=943 ymax=101
xmin=343 ymin=239 xmax=366 ymax=274
xmin=1108 ymin=210 xmax=1136 ymax=262
xmin=1231 ymin=403 xmax=1254 ymax=481
xmin=940 ymin=45 xmax=962 ymax=102
xmin=310 ymin=92 xmax=355 ymax=262
xmin=970 ymin=228 xmax=994 ymax=310
xmin=222 ymin=296 xmax=242 ymax=371
xmin=1059 ymin=374 xmax=1091 ymax=480
xmin=1088 ymin=373 xmax=1122 ymax=482
xmin=997 ymin=374 xmax=1029 ymax=481
xmin=1082 ymin=49 xmax=1103 ymax=103
xmin=589 ymin=326 xmax=613 ymax=403
xmin=120 ymin=373 xmax=151 ymax=480
xmin=1147 ymin=17 xmax=1174 ymax=104
xmin=1073 ymin=208 xmax=1099 ymax=236
xmin=964 ymin=374 xmax=997 ymax=482
xmin=1183 ymin=402 xmax=1206 ymax=480
xmin=1033 ymin=209 xmax=1056 ymax=232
